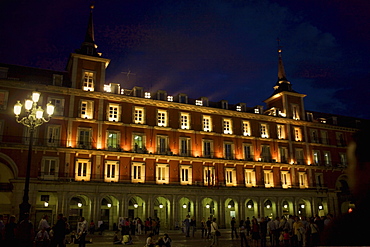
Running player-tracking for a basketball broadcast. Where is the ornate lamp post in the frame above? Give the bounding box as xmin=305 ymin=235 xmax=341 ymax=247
xmin=14 ymin=91 xmax=54 ymax=218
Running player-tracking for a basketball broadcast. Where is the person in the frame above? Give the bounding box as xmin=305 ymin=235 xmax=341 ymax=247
xmin=35 ymin=228 xmax=50 ymax=247
xmin=308 ymin=218 xmax=319 ymax=246
xmin=321 ymin=126 xmax=370 ymax=245
xmin=183 ymin=215 xmax=190 ymax=237
xmin=38 ymin=215 xmax=51 ymax=232
xmin=163 ymin=233 xmax=171 ymax=247
xmin=113 ymin=230 xmax=122 ymax=244
xmin=50 ymin=213 xmax=66 ymax=247
xmin=4 ymin=215 xmax=17 ymax=247
xmin=210 ymin=218 xmax=219 ymax=247
xmin=145 ymin=233 xmax=154 ymax=247
xmin=245 ymin=217 xmax=251 ymax=236
xmin=206 ymin=217 xmax=212 ymax=239
xmin=231 ymin=217 xmax=238 ymax=239
xmin=16 ymin=213 xmax=34 ymax=247
xmin=77 ymin=216 xmax=87 ymax=247
xmin=89 ymin=220 xmax=95 ymax=235
xmin=0 ymin=214 xmax=4 ymax=245
xmin=122 ymin=234 xmax=133 ymax=245
xmin=239 ymin=220 xmax=249 ymax=247
xmin=200 ymin=217 xmax=207 ymax=238
xmin=283 ymin=229 xmax=290 ymax=247
xmin=251 ymin=218 xmax=260 ymax=247
xmin=190 ymin=216 xmax=196 ymax=237
xmin=259 ymin=217 xmax=268 ymax=247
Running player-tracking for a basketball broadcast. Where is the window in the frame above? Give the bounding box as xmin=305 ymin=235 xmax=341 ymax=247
xmin=281 ymin=171 xmax=291 ymax=189
xmin=245 ymin=169 xmax=256 ymax=187
xmin=299 ymin=172 xmax=308 ymax=188
xmin=157 ymin=90 xmax=167 ymax=101
xmin=315 ymin=173 xmax=324 ymax=188
xmin=107 ymin=103 xmax=121 ymax=122
xmin=277 ymin=125 xmax=285 ymax=139
xmin=179 ymin=137 xmax=191 ymax=156
xmin=278 ymin=147 xmax=288 ymax=163
xmin=80 ymin=100 xmax=94 ymax=119
xmin=221 ymin=100 xmax=228 ymax=109
xmin=0 ymin=90 xmax=9 ymax=110
xmin=203 ymin=115 xmax=212 ymax=132
xmin=310 ymin=129 xmax=319 ymax=143
xmin=132 ymin=162 xmax=145 ymax=183
xmin=294 ymin=127 xmax=302 ymax=141
xmin=133 ymin=133 xmax=146 ymax=153
xmin=105 ymin=160 xmax=119 ymax=182
xmin=180 ymin=112 xmax=190 ymax=129
xmin=53 ymin=74 xmax=63 ymax=86
xmin=157 ymin=109 xmax=168 ymax=127
xmin=78 ymin=128 xmax=92 ymax=149
xmin=75 ymin=159 xmax=91 ymax=181
xmin=339 ymin=153 xmax=347 ymax=167
xmin=41 ymin=157 xmax=59 ymax=180
xmin=242 ymin=121 xmax=251 ymax=136
xmin=202 ymin=139 xmax=213 ymax=158
xmin=260 ymin=123 xmax=269 ymax=138
xmin=264 ymin=170 xmax=274 ymax=188
xmin=261 ymin=145 xmax=271 ymax=162
xmin=134 ymin=106 xmax=145 ymax=124
xmin=313 ymin=150 xmax=320 ymax=165
xmin=336 ymin=132 xmax=346 ymax=147
xmin=157 ymin=135 xmax=169 ymax=154
xmin=180 ymin=165 xmax=192 ymax=185
xmin=144 ymin=92 xmax=151 ymax=98
xmin=167 ymin=96 xmax=173 ymax=102
xmin=292 ymin=104 xmax=300 ymax=120
xmin=178 ymin=94 xmax=188 ymax=103
xmin=46 ymin=125 xmax=61 ymax=147
xmin=156 ymin=163 xmax=169 ymax=184
xmin=324 ymin=151 xmax=331 ymax=166
xmin=321 ymin=130 xmax=329 ymax=144
xmin=225 ymin=168 xmax=236 ymax=186
xmin=295 ymin=149 xmax=305 ymax=165
xmin=243 ymin=143 xmax=254 ymax=161
xmin=23 ymin=127 xmax=38 ymax=145
xmin=48 ymin=97 xmax=65 ymax=116
xmin=223 ymin=119 xmax=232 ymax=134
xmin=83 ymin=71 xmax=95 ymax=91
xmin=203 ymin=166 xmax=215 ymax=186
xmin=107 ymin=130 xmax=120 ymax=150
xmin=195 ymin=100 xmax=203 ymax=106
xmin=224 ymin=142 xmax=234 ymax=159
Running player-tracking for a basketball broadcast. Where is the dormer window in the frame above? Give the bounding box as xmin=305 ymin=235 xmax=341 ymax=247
xmin=82 ymin=71 xmax=95 ymax=91
xmin=178 ymin=94 xmax=188 ymax=104
xmin=221 ymin=100 xmax=228 ymax=109
xmin=292 ymin=104 xmax=300 ymax=120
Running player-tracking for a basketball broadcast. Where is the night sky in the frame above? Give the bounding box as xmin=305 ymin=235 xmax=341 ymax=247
xmin=1 ymin=0 xmax=369 ymax=119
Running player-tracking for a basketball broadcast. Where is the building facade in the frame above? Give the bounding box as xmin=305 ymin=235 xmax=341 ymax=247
xmin=0 ymin=8 xmax=364 ymax=229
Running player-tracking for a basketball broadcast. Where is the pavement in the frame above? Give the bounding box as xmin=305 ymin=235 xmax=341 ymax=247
xmin=74 ymin=229 xmax=259 ymax=247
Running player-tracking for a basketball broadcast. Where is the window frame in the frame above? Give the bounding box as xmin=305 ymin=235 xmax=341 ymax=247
xmin=75 ymin=158 xmax=91 ymax=181
xmin=105 ymin=160 xmax=119 ymax=182
xmin=156 ymin=163 xmax=169 ymax=184
xmin=131 ymin=162 xmax=145 ymax=183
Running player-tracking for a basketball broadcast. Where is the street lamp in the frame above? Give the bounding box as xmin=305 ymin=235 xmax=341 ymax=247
xmin=14 ymin=91 xmax=54 ymax=218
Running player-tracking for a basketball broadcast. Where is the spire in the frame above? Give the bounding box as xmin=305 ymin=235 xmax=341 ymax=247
xmin=272 ymin=39 xmax=294 ymax=94
xmin=75 ymin=4 xmax=100 ymax=57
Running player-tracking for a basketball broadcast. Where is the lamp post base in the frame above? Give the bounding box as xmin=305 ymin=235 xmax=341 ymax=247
xmin=19 ymin=201 xmax=31 ymax=220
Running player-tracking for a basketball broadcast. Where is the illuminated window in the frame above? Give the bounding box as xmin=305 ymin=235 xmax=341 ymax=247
xmin=157 ymin=109 xmax=168 ymax=127
xmin=299 ymin=172 xmax=308 ymax=188
xmin=82 ymin=71 xmax=94 ymax=91
xmin=242 ymin=121 xmax=251 ymax=136
xmin=179 ymin=137 xmax=191 ymax=157
xmin=167 ymin=96 xmax=173 ymax=102
xmin=339 ymin=153 xmax=347 ymax=167
xmin=203 ymin=115 xmax=212 ymax=132
xmin=105 ymin=160 xmax=119 ymax=182
xmin=134 ymin=106 xmax=145 ymax=124
xmin=292 ymin=104 xmax=300 ymax=120
xmin=41 ymin=157 xmax=59 ymax=180
xmin=133 ymin=133 xmax=146 ymax=153
xmin=264 ymin=170 xmax=274 ymax=188
xmin=144 ymin=92 xmax=151 ymax=98
xmin=157 ymin=135 xmax=169 ymax=154
xmin=48 ymin=97 xmax=64 ymax=116
xmin=132 ymin=162 xmax=145 ymax=183
xmin=203 ymin=166 xmax=215 ymax=186
xmin=294 ymin=127 xmax=302 ymax=141
xmin=243 ymin=143 xmax=254 ymax=161
xmin=180 ymin=165 xmax=192 ymax=185
xmin=281 ymin=171 xmax=291 ymax=189
xmin=75 ymin=159 xmax=91 ymax=181
xmin=324 ymin=151 xmax=331 ymax=166
xmin=180 ymin=112 xmax=190 ymax=129
xmin=260 ymin=123 xmax=269 ymax=138
xmin=202 ymin=139 xmax=213 ymax=158
xmin=313 ymin=150 xmax=320 ymax=165
xmin=245 ymin=169 xmax=256 ymax=187
xmin=46 ymin=125 xmax=61 ymax=147
xmin=223 ymin=119 xmax=232 ymax=134
xmin=80 ymin=100 xmax=94 ymax=119
xmin=236 ymin=106 xmax=241 ymax=111
xmin=156 ymin=163 xmax=169 ymax=184
xmin=224 ymin=142 xmax=234 ymax=159
xmin=195 ymin=100 xmax=203 ymax=106
xmin=107 ymin=103 xmax=121 ymax=122
xmin=107 ymin=130 xmax=120 ymax=150
xmin=277 ymin=125 xmax=285 ymax=139
xmin=225 ymin=168 xmax=236 ymax=186
xmin=78 ymin=128 xmax=92 ymax=149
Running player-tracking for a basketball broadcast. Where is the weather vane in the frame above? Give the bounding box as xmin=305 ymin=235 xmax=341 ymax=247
xmin=121 ymin=70 xmax=137 ymax=80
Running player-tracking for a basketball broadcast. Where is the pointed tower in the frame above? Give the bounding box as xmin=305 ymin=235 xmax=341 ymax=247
xmin=264 ymin=42 xmax=306 ymax=120
xmin=66 ymin=4 xmax=110 ymax=92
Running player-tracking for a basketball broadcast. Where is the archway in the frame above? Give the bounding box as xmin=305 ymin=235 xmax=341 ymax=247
xmin=69 ymin=195 xmax=91 ymax=230
xmin=154 ymin=196 xmax=170 ymax=229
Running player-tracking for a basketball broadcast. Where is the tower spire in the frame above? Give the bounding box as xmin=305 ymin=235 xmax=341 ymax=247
xmin=273 ymin=39 xmax=293 ymax=94
xmin=75 ymin=4 xmax=100 ymax=57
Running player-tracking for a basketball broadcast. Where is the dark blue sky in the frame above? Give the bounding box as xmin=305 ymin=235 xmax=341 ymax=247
xmin=1 ymin=0 xmax=369 ymax=119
